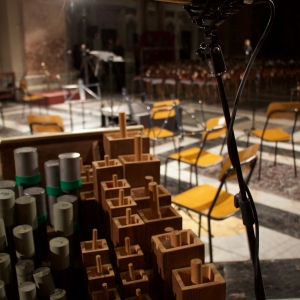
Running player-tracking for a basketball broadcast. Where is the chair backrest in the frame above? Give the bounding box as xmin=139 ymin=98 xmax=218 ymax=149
xmin=266 ymin=102 xmax=300 ymax=119
xmin=202 ymin=116 xmax=227 ymax=141
xmin=218 ymin=143 xmax=259 ymax=183
xmin=27 ymin=114 xmax=65 ymax=134
xmin=151 ymin=99 xmax=180 ymax=120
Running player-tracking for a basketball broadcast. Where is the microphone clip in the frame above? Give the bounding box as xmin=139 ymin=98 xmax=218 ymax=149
xmin=184 ymin=0 xmax=243 ymax=32
xmin=195 ymin=34 xmax=226 ymax=76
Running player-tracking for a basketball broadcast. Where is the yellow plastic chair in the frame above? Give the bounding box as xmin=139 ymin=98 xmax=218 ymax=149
xmin=143 ymin=99 xmax=181 ymax=155
xmin=164 ymin=115 xmax=227 ymax=193
xmin=172 ymin=143 xmax=259 ymax=263
xmin=27 ymin=114 xmax=64 ymax=134
xmin=248 ymin=101 xmax=300 ymax=180
xmin=20 ymin=80 xmax=47 ymax=116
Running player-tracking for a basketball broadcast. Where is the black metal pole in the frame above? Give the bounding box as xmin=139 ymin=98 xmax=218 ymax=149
xmin=216 ymin=75 xmax=266 ymax=300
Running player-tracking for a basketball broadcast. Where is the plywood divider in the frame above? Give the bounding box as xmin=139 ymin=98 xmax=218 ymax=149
xmin=191 ymin=258 xmax=202 ymax=284
xmin=144 ymin=176 xmax=153 ymax=197
xmin=125 ymin=237 xmax=131 ymax=255
xmin=119 ymin=189 xmax=124 ymax=206
xmin=119 ymin=112 xmax=127 ymax=138
xmin=134 ymin=135 xmax=142 ymax=162
xmin=149 ymin=182 xmax=161 ymax=219
xmin=171 ymin=230 xmax=182 ymax=248
xmin=104 ymin=155 xmax=109 ymax=166
xmin=113 ymin=174 xmax=118 ymax=188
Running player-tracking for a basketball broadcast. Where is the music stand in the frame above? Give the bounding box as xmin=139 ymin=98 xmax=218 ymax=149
xmin=90 ymin=51 xmax=124 ymax=121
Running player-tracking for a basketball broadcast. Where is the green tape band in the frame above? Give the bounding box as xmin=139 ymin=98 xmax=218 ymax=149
xmin=38 ymin=213 xmax=48 ymax=227
xmin=46 ymin=186 xmax=62 ymax=196
xmin=15 ymin=173 xmax=41 ymax=187
xmin=60 ymin=178 xmax=82 ymax=191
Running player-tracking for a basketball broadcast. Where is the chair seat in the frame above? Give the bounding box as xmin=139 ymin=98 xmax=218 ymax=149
xmin=143 ymin=127 xmax=174 ymax=139
xmin=168 ymin=147 xmax=223 ymax=167
xmin=251 ymin=128 xmax=291 ymax=141
xmin=24 ymin=94 xmax=44 ymax=101
xmin=172 ymin=184 xmax=238 ymax=219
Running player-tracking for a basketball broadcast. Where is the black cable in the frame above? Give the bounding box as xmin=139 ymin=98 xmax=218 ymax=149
xmin=226 ymin=0 xmax=275 ymax=283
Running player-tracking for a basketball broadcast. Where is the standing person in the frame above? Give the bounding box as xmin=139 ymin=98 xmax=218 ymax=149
xmin=113 ymin=38 xmax=125 ymax=92
xmin=244 ymin=39 xmax=252 ymax=63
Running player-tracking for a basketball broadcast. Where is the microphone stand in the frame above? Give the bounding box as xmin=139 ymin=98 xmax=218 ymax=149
xmin=192 ymin=21 xmax=266 ymax=300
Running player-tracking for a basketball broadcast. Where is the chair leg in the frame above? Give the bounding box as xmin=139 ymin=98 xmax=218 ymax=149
xmin=208 ymin=217 xmax=213 ymax=263
xmin=164 ymin=158 xmax=169 ymax=187
xmin=195 ymin=165 xmax=199 ymax=186
xmin=178 ymin=159 xmax=181 ymax=194
xmin=246 ymin=131 xmax=250 ymax=147
xmin=258 ymin=141 xmax=263 ymax=180
xmin=292 ymin=138 xmax=297 ymax=177
xmin=198 ymin=215 xmax=202 ymax=238
xmin=274 ymin=142 xmax=278 ymax=166
xmin=220 ymin=135 xmax=226 ymax=155
xmin=189 ymin=165 xmax=193 ymax=189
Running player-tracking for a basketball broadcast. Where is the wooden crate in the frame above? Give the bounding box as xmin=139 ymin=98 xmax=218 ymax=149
xmin=106 ymin=195 xmax=138 ymax=228
xmin=172 ymin=263 xmax=226 ymax=300
xmin=81 ymin=239 xmax=110 ymax=267
xmin=118 ymin=154 xmax=160 ymax=188
xmin=87 ymin=263 xmax=115 ymax=293
xmin=92 ymin=159 xmax=123 ymax=203
xmin=92 ymin=287 xmax=121 ymax=300
xmin=151 ymin=229 xmax=205 ymax=300
xmin=120 ymin=268 xmax=149 ymax=298
xmin=131 ymin=184 xmax=171 ymax=210
xmin=103 ymin=131 xmax=149 ymax=159
xmin=151 ymin=229 xmax=205 ymax=280
xmin=101 ymin=178 xmax=131 ymax=213
xmin=138 ymin=206 xmax=182 ymax=265
xmin=114 ymin=243 xmax=144 ymax=272
xmin=111 ymin=214 xmax=145 ymax=250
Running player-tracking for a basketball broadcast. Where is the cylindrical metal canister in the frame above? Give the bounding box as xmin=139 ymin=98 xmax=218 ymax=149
xmin=13 ymin=225 xmax=35 ymax=259
xmin=53 ymin=203 xmax=73 ymax=237
xmin=0 ymin=189 xmax=15 ymax=227
xmin=18 ymin=282 xmax=37 ymax=300
xmin=15 ymin=260 xmax=35 ymax=285
xmin=44 ymin=160 xmax=62 ymax=227
xmin=16 ymin=196 xmax=38 ymax=230
xmin=33 ymin=267 xmax=55 ymax=297
xmin=49 ymin=237 xmax=69 ymax=271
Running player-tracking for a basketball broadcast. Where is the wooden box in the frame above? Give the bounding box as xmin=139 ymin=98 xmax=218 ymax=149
xmin=172 ymin=263 xmax=226 ymax=300
xmin=131 ymin=184 xmax=171 ymax=210
xmin=92 ymin=159 xmax=123 ymax=203
xmin=92 ymin=288 xmax=121 ymax=300
xmin=125 ymin=293 xmax=152 ymax=300
xmin=120 ymin=269 xmax=149 ymax=298
xmin=101 ymin=179 xmax=131 ymax=212
xmin=80 ymin=166 xmax=94 ymax=193
xmin=118 ymin=154 xmax=160 ymax=188
xmin=106 ymin=196 xmax=138 ymax=228
xmin=152 ymin=229 xmax=205 ymax=280
xmin=111 ymin=214 xmax=145 ymax=249
xmin=81 ymin=239 xmax=110 ymax=267
xmin=103 ymin=131 xmax=150 ymax=159
xmin=138 ymin=206 xmax=182 ymax=262
xmin=114 ymin=244 xmax=144 ymax=272
xmin=87 ymin=263 xmax=115 ymax=293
